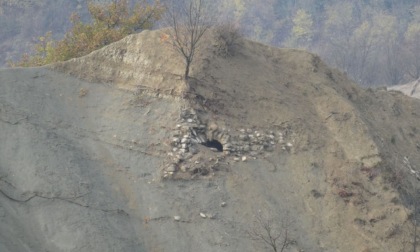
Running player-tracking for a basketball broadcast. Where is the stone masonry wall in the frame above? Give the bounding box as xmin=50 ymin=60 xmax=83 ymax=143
xmin=163 ymin=107 xmax=294 ymax=178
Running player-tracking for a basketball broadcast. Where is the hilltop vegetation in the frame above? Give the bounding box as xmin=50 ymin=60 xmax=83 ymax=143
xmin=9 ymin=0 xmax=164 ymax=66
xmin=2 ymin=0 xmax=420 ymax=86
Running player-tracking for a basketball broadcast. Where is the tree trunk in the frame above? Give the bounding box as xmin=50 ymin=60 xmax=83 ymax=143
xmin=184 ymin=60 xmax=190 ymax=80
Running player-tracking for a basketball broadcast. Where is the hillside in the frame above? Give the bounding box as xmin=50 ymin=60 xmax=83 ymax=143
xmin=1 ymin=29 xmax=420 ymax=251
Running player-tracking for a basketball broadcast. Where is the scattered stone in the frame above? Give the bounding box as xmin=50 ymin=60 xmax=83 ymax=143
xmin=208 ymin=123 xmax=218 ymax=131
xmin=196 ymin=135 xmax=206 ymax=143
xmin=242 ymin=156 xmax=247 ymax=162
xmin=190 ymin=146 xmax=199 ymax=154
xmin=167 ymin=164 xmax=177 ymax=172
xmin=180 ymin=165 xmax=189 ymax=172
xmin=251 ymin=145 xmax=260 ymax=151
xmin=210 ymin=147 xmax=218 ymax=152
xmin=187 ymin=118 xmax=193 ymax=123
xmin=234 ymin=157 xmax=240 ymax=161
xmin=239 ymin=134 xmax=249 ymax=141
xmin=221 ymin=202 xmax=227 ymax=207
xmin=194 ymin=161 xmax=200 ymax=164
xmin=181 ymin=138 xmax=189 ymax=143
xmin=172 ymin=137 xmax=180 ymax=143
xmin=220 ymin=135 xmax=230 ymax=144
xmin=224 ymin=143 xmax=232 ymax=149
xmin=200 ymin=212 xmax=207 ymax=218
xmin=174 ymin=216 xmax=181 ymax=221
xmin=250 ymin=151 xmax=258 ymax=157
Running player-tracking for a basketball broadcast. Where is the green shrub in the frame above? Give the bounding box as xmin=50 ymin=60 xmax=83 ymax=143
xmin=10 ymin=0 xmax=164 ymax=67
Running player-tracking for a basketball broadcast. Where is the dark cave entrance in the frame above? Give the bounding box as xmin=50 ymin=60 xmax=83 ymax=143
xmin=202 ymin=140 xmax=223 ymax=152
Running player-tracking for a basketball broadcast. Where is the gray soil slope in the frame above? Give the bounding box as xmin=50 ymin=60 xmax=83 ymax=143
xmin=1 ymin=29 xmax=420 ymax=251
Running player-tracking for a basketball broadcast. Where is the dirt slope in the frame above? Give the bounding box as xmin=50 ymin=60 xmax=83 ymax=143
xmin=1 ymin=29 xmax=420 ymax=251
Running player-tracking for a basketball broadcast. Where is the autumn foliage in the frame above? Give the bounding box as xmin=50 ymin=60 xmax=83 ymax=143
xmin=11 ymin=0 xmax=164 ymax=67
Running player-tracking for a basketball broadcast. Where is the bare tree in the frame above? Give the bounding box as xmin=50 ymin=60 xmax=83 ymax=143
xmin=384 ymin=43 xmax=405 ymax=85
xmin=247 ymin=210 xmax=293 ymax=252
xmin=405 ymin=44 xmax=420 ymax=81
xmin=165 ymin=0 xmax=213 ymax=81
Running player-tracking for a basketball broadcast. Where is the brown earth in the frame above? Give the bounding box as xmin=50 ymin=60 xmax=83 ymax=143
xmin=1 ymin=29 xmax=420 ymax=251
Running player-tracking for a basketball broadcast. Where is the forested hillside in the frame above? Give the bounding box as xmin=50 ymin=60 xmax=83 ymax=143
xmin=1 ymin=0 xmax=420 ymax=86
xmin=216 ymin=0 xmax=420 ymax=86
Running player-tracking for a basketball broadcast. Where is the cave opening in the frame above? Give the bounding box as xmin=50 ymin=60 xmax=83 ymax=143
xmin=202 ymin=140 xmax=223 ymax=152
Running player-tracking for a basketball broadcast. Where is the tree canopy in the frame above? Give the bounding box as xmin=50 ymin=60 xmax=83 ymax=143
xmin=209 ymin=0 xmax=420 ymax=86
xmin=10 ymin=0 xmax=164 ymax=67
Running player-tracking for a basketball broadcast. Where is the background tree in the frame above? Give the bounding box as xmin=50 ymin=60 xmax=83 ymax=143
xmin=165 ymin=0 xmax=213 ymax=81
xmin=404 ymin=21 xmax=420 ymax=80
xmin=287 ymin=9 xmax=314 ymax=48
xmin=11 ymin=0 xmax=164 ymax=67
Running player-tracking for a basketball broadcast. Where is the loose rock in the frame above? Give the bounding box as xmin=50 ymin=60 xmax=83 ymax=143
xmin=167 ymin=164 xmax=177 ymax=172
